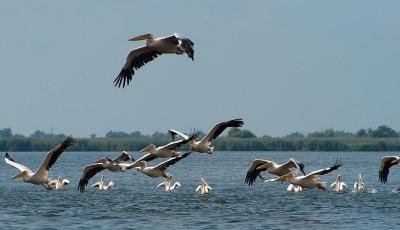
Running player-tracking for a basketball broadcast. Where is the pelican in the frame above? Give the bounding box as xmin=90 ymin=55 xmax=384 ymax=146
xmin=330 ymin=175 xmax=347 ymax=192
xmin=78 ymin=151 xmax=137 ymax=192
xmin=168 ymin=118 xmax=244 ymax=154
xmin=49 ymin=177 xmax=70 ymax=190
xmin=245 ymin=158 xmax=306 ymax=186
xmin=135 ymin=152 xmax=191 ymax=178
xmin=353 ymin=174 xmax=365 ymax=192
xmin=91 ymin=175 xmax=114 ymax=191
xmin=266 ymin=159 xmax=343 ymax=191
xmin=114 ymin=33 xmax=194 ymax=88
xmin=196 ymin=178 xmax=212 ymax=195
xmin=287 ymin=184 xmax=303 ymax=193
xmin=157 ymin=176 xmax=181 ymax=191
xmin=4 ymin=137 xmax=74 ymax=190
xmin=379 ymin=156 xmax=400 ymax=184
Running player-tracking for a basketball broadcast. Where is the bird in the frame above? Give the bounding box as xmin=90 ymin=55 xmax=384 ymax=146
xmin=266 ymin=159 xmax=343 ymax=191
xmin=156 ymin=176 xmax=181 ymax=191
xmin=245 ymin=158 xmax=306 ymax=186
xmin=135 ymin=152 xmax=191 ymax=179
xmin=168 ymin=118 xmax=244 ymax=154
xmin=353 ymin=174 xmax=365 ymax=192
xmin=78 ymin=151 xmax=138 ymax=192
xmin=379 ymin=156 xmax=400 ymax=184
xmin=287 ymin=184 xmax=303 ymax=193
xmin=4 ymin=137 xmax=75 ymax=190
xmin=49 ymin=176 xmax=70 ymax=190
xmin=330 ymin=175 xmax=347 ymax=192
xmin=91 ymin=175 xmax=114 ymax=191
xmin=114 ymin=33 xmax=194 ymax=88
xmin=196 ymin=178 xmax=212 ymax=195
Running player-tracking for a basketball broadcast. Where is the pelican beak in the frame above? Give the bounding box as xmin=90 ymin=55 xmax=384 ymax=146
xmin=276 ymin=174 xmax=289 ymax=182
xmin=128 ymin=33 xmax=152 ymax=41
xmin=11 ymin=171 xmax=26 ymax=179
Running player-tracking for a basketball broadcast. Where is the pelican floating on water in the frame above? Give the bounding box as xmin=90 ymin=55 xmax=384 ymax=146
xmin=4 ymin=137 xmax=75 ymax=190
xmin=330 ymin=175 xmax=347 ymax=192
xmin=78 ymin=151 xmax=137 ymax=192
xmin=157 ymin=176 xmax=181 ymax=191
xmin=245 ymin=158 xmax=306 ymax=186
xmin=196 ymin=178 xmax=212 ymax=195
xmin=49 ymin=177 xmax=70 ymax=190
xmin=379 ymin=156 xmax=400 ymax=184
xmin=91 ymin=175 xmax=114 ymax=191
xmin=287 ymin=184 xmax=303 ymax=193
xmin=266 ymin=159 xmax=343 ymax=191
xmin=169 ymin=119 xmax=244 ymax=154
xmin=353 ymin=174 xmax=365 ymax=192
xmin=114 ymin=33 xmax=194 ymax=88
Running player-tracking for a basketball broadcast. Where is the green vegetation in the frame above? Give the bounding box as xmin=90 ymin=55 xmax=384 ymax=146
xmin=1 ymin=126 xmax=400 ymax=152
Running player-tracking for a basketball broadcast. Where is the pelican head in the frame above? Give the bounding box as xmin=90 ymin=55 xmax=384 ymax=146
xmin=336 ymin=175 xmax=342 ymax=182
xmin=140 ymin=144 xmax=156 ymax=153
xmin=11 ymin=171 xmax=28 ymax=180
xmin=128 ymin=33 xmax=154 ymax=41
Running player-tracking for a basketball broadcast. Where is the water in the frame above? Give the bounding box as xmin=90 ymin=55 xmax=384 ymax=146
xmin=1 ymin=151 xmax=400 ymax=229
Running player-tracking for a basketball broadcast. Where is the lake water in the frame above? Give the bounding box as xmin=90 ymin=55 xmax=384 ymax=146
xmin=1 ymin=151 xmax=400 ymax=229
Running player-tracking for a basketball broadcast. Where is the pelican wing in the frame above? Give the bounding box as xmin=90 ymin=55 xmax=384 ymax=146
xmin=379 ymin=156 xmax=400 ymax=183
xmin=180 ymin=37 xmax=195 ymax=60
xmin=62 ymin=179 xmax=70 ymax=185
xmin=4 ymin=153 xmax=33 ymax=174
xmin=245 ymin=159 xmax=275 ymax=186
xmin=134 ymin=153 xmax=158 ymax=163
xmin=305 ymin=159 xmax=343 ymax=179
xmin=78 ymin=163 xmax=105 ymax=192
xmin=91 ymin=182 xmax=101 ymax=188
xmin=114 ymin=45 xmax=162 ymax=88
xmin=161 ymin=132 xmax=198 ymax=151
xmin=200 ymin=119 xmax=244 ymax=144
xmin=114 ymin=151 xmax=133 ymax=162
xmin=281 ymin=158 xmax=306 ymax=175
xmin=168 ymin=129 xmax=189 ymax=141
xmin=155 ymin=152 xmax=191 ymax=170
xmin=37 ymin=137 xmax=75 ymax=173
xmin=159 ymin=34 xmax=180 ymax=45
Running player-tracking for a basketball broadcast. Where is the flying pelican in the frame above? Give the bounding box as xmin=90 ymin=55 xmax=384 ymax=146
xmin=245 ymin=158 xmax=306 ymax=186
xmin=168 ymin=118 xmax=244 ymax=154
xmin=157 ymin=176 xmax=181 ymax=191
xmin=135 ymin=152 xmax=191 ymax=178
xmin=287 ymin=184 xmax=303 ymax=193
xmin=91 ymin=175 xmax=114 ymax=191
xmin=78 ymin=151 xmax=137 ymax=192
xmin=353 ymin=174 xmax=365 ymax=192
xmin=114 ymin=33 xmax=195 ymax=88
xmin=49 ymin=177 xmax=70 ymax=190
xmin=196 ymin=178 xmax=212 ymax=195
xmin=266 ymin=159 xmax=343 ymax=191
xmin=330 ymin=175 xmax=347 ymax=192
xmin=4 ymin=137 xmax=75 ymax=190
xmin=379 ymin=156 xmax=400 ymax=184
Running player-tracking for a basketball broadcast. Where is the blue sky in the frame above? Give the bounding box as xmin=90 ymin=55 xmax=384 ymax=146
xmin=1 ymin=1 xmax=399 ymax=137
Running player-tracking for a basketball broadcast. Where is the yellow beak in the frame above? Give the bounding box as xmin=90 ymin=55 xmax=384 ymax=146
xmin=276 ymin=173 xmax=289 ymax=182
xmin=128 ymin=33 xmax=153 ymax=41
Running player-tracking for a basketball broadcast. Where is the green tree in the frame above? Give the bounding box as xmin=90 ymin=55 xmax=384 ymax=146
xmin=356 ymin=128 xmax=368 ymax=137
xmin=285 ymin=132 xmax=305 ymax=138
xmin=227 ymin=128 xmax=257 ymax=138
xmin=371 ymin=125 xmax=398 ymax=138
xmin=0 ymin=128 xmax=12 ymax=137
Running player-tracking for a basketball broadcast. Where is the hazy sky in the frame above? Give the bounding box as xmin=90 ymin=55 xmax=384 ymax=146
xmin=1 ymin=1 xmax=399 ymax=137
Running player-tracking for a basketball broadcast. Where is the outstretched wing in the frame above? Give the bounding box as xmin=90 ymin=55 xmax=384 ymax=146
xmin=78 ymin=163 xmax=105 ymax=192
xmin=281 ymin=158 xmax=306 ymax=175
xmin=114 ymin=45 xmax=162 ymax=88
xmin=155 ymin=152 xmax=192 ymax=170
xmin=379 ymin=156 xmax=400 ymax=183
xmin=36 ymin=137 xmax=75 ymax=173
xmin=113 ymin=151 xmax=133 ymax=162
xmin=180 ymin=37 xmax=194 ymax=60
xmin=245 ymin=159 xmax=275 ymax=186
xmin=306 ymin=159 xmax=343 ymax=178
xmin=161 ymin=132 xmax=199 ymax=151
xmin=200 ymin=119 xmax=244 ymax=144
xmin=4 ymin=153 xmax=33 ymax=174
xmin=134 ymin=153 xmax=158 ymax=163
xmin=168 ymin=129 xmax=189 ymax=141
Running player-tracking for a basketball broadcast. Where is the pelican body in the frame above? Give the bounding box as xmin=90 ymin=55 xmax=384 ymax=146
xmin=136 ymin=152 xmax=191 ymax=178
xmin=196 ymin=178 xmax=212 ymax=195
xmin=49 ymin=177 xmax=70 ymax=190
xmin=287 ymin=184 xmax=303 ymax=193
xmin=353 ymin=174 xmax=365 ymax=192
xmin=91 ymin=175 xmax=114 ymax=191
xmin=330 ymin=175 xmax=347 ymax=192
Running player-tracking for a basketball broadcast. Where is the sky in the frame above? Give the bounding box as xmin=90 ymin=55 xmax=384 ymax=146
xmin=1 ymin=1 xmax=400 ymax=137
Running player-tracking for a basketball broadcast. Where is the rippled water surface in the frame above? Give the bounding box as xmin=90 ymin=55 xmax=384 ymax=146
xmin=1 ymin=151 xmax=400 ymax=229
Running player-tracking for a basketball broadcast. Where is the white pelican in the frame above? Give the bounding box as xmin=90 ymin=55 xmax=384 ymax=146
xmin=157 ymin=176 xmax=181 ymax=191
xmin=287 ymin=184 xmax=303 ymax=193
xmin=114 ymin=33 xmax=194 ymax=88
xmin=266 ymin=159 xmax=343 ymax=191
xmin=135 ymin=152 xmax=191 ymax=178
xmin=91 ymin=175 xmax=114 ymax=191
xmin=379 ymin=156 xmax=400 ymax=184
xmin=196 ymin=178 xmax=212 ymax=195
xmin=168 ymin=118 xmax=244 ymax=154
xmin=353 ymin=174 xmax=365 ymax=192
xmin=78 ymin=151 xmax=138 ymax=192
xmin=49 ymin=177 xmax=70 ymax=190
xmin=4 ymin=137 xmax=75 ymax=190
xmin=330 ymin=175 xmax=347 ymax=192
xmin=245 ymin=158 xmax=306 ymax=186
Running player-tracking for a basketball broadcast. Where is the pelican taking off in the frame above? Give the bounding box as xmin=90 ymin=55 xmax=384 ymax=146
xmin=169 ymin=118 xmax=244 ymax=154
xmin=157 ymin=176 xmax=181 ymax=191
xmin=245 ymin=158 xmax=306 ymax=186
xmin=114 ymin=33 xmax=194 ymax=88
xmin=353 ymin=174 xmax=365 ymax=192
xmin=49 ymin=177 xmax=70 ymax=190
xmin=91 ymin=175 xmax=114 ymax=191
xmin=379 ymin=156 xmax=400 ymax=184
xmin=135 ymin=152 xmax=191 ymax=178
xmin=330 ymin=175 xmax=347 ymax=192
xmin=4 ymin=137 xmax=75 ymax=190
xmin=196 ymin=178 xmax=212 ymax=195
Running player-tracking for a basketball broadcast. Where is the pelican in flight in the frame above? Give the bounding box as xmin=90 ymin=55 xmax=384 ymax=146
xmin=4 ymin=137 xmax=75 ymax=190
xmin=114 ymin=33 xmax=194 ymax=88
xmin=330 ymin=175 xmax=347 ymax=192
xmin=245 ymin=158 xmax=306 ymax=186
xmin=287 ymin=184 xmax=303 ymax=193
xmin=353 ymin=174 xmax=365 ymax=192
xmin=169 ymin=118 xmax=244 ymax=154
xmin=266 ymin=159 xmax=343 ymax=191
xmin=135 ymin=152 xmax=191 ymax=178
xmin=49 ymin=177 xmax=70 ymax=190
xmin=196 ymin=178 xmax=212 ymax=195
xmin=157 ymin=176 xmax=181 ymax=191
xmin=78 ymin=151 xmax=137 ymax=192
xmin=91 ymin=175 xmax=114 ymax=191
xmin=379 ymin=156 xmax=400 ymax=184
